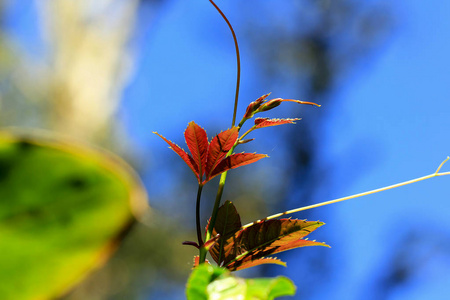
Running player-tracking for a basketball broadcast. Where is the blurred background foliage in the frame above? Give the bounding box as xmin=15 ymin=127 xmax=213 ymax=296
xmin=0 ymin=132 xmax=147 ymax=299
xmin=0 ymin=0 xmax=449 ymax=299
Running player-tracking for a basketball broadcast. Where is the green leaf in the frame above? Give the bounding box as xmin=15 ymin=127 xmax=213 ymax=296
xmin=207 ymin=276 xmax=247 ymax=299
xmin=0 ymin=131 xmax=147 ymax=300
xmin=186 ymin=264 xmax=227 ymax=300
xmin=245 ymin=276 xmax=296 ymax=299
xmin=186 ymin=264 xmax=296 ymax=300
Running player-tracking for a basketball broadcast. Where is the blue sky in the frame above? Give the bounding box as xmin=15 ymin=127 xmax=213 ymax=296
xmin=128 ymin=1 xmax=450 ymax=299
xmin=319 ymin=1 xmax=450 ymax=299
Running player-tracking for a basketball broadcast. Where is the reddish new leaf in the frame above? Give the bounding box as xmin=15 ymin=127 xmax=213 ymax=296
xmin=205 ymin=127 xmax=239 ymax=180
xmin=153 ymin=132 xmax=199 ymax=181
xmin=208 ymin=201 xmax=242 ymax=265
xmin=229 ymin=257 xmax=286 ymax=270
xmin=184 ymin=122 xmax=209 ymax=179
xmin=222 ymin=219 xmax=329 ymax=271
xmin=193 ymin=256 xmax=210 ymax=269
xmin=206 ymin=202 xmax=286 ymax=270
xmin=254 ymin=118 xmax=301 ymax=129
xmin=207 ymin=153 xmax=267 ymax=183
xmin=203 ymin=234 xmax=221 ymax=251
xmin=155 ymin=122 xmax=267 ymax=185
xmin=206 ymin=201 xmax=286 ymax=268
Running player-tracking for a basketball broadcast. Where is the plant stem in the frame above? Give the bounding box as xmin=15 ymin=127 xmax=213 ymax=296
xmin=241 ymin=157 xmax=450 ymax=229
xmin=200 ymin=142 xmax=243 ymax=263
xmin=196 ymin=184 xmax=204 ymax=246
xmin=208 ymin=0 xmax=241 ymax=127
xmin=238 ymin=125 xmax=256 ymax=141
xmin=209 ymin=173 xmax=228 ymax=237
xmin=200 ymin=170 xmax=229 ymax=263
xmin=199 ymin=0 xmax=242 ymax=264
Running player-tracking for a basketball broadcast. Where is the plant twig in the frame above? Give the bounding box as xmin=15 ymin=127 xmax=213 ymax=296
xmin=200 ymin=146 xmax=237 ymax=263
xmin=208 ymin=0 xmax=241 ymax=127
xmin=199 ymin=0 xmax=242 ymax=264
xmin=196 ymin=184 xmax=204 ymax=246
xmin=242 ymin=157 xmax=450 ymax=229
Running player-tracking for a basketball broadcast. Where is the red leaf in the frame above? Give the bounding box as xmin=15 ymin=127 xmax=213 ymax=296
xmin=193 ymin=256 xmax=210 ymax=268
xmin=229 ymin=257 xmax=286 ymax=271
xmin=208 ymin=201 xmax=242 ymax=265
xmin=155 ymin=122 xmax=267 ymax=185
xmin=254 ymin=118 xmax=301 ymax=129
xmin=184 ymin=122 xmax=208 ymax=179
xmin=153 ymin=132 xmax=199 ymax=181
xmin=207 ymin=153 xmax=267 ymax=183
xmin=205 ymin=127 xmax=239 ymax=181
xmin=207 ymin=202 xmax=287 ymax=271
xmin=222 ymin=219 xmax=329 ymax=271
xmin=203 ymin=234 xmax=221 ymax=251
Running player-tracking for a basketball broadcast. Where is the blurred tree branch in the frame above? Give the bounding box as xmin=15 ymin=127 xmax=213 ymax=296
xmin=0 ymin=0 xmax=139 ymax=143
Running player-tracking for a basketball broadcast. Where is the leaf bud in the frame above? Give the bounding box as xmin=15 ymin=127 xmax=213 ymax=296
xmin=237 ymin=138 xmax=255 ymax=145
xmin=243 ymin=93 xmax=271 ymax=119
xmin=259 ymin=98 xmax=282 ymax=112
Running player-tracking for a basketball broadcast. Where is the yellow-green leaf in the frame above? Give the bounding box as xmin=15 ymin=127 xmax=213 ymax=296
xmin=0 ymin=131 xmax=148 ymax=300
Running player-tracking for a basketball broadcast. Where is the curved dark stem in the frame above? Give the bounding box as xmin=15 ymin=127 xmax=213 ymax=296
xmin=196 ymin=184 xmax=204 ymax=246
xmin=209 ymin=0 xmax=241 ymax=127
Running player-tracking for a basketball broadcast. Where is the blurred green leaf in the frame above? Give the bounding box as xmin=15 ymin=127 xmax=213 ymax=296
xmin=186 ymin=264 xmax=296 ymax=300
xmin=0 ymin=131 xmax=147 ymax=300
xmin=207 ymin=276 xmax=246 ymax=299
xmin=186 ymin=264 xmax=227 ymax=300
xmin=245 ymin=276 xmax=296 ymax=299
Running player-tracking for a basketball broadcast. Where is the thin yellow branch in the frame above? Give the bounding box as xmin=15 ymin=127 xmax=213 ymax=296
xmin=435 ymin=156 xmax=449 ymax=174
xmin=242 ymin=157 xmax=450 ymax=229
